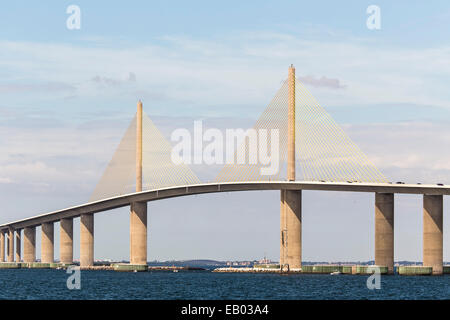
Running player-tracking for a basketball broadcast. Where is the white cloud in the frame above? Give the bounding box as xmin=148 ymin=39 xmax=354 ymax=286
xmin=0 ymin=34 xmax=450 ymax=116
xmin=0 ymin=177 xmax=12 ymax=184
xmin=298 ymin=75 xmax=346 ymax=89
xmin=346 ymin=121 xmax=450 ymax=183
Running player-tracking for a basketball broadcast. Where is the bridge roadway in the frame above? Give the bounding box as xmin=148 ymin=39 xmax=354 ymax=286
xmin=1 ymin=180 xmax=449 ymax=231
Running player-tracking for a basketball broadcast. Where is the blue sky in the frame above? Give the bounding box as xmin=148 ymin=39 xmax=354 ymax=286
xmin=0 ymin=1 xmax=449 ymax=262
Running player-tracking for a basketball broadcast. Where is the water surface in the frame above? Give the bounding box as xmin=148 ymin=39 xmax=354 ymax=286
xmin=0 ymin=269 xmax=448 ymax=300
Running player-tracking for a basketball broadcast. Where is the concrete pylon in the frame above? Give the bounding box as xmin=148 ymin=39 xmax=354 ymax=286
xmin=136 ymin=100 xmax=143 ymax=193
xmin=60 ymin=218 xmax=73 ymax=264
xmin=423 ymin=194 xmax=443 ymax=275
xmin=15 ymin=230 xmax=21 ymax=262
xmin=7 ymin=228 xmax=14 ymax=262
xmin=280 ymin=190 xmax=286 ymax=267
xmin=23 ymin=227 xmax=36 ymax=263
xmin=375 ymin=193 xmax=394 ymax=274
xmin=130 ymin=202 xmax=147 ymax=265
xmin=280 ymin=190 xmax=302 ymax=271
xmin=130 ymin=100 xmax=148 ymax=266
xmin=41 ymin=223 xmax=54 ymax=263
xmin=0 ymin=231 xmax=5 ymax=262
xmin=80 ymin=213 xmax=94 ymax=267
xmin=280 ymin=65 xmax=302 ymax=271
xmin=287 ymin=65 xmax=296 ymax=182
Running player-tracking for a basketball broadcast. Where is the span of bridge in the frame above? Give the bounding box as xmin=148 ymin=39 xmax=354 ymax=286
xmin=0 ymin=181 xmax=448 ymax=231
xmin=0 ymin=65 xmax=446 ymax=275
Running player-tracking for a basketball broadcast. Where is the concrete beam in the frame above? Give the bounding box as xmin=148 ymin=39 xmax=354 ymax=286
xmin=15 ymin=230 xmax=21 ymax=262
xmin=280 ymin=190 xmax=302 ymax=271
xmin=0 ymin=231 xmax=4 ymax=262
xmin=23 ymin=226 xmax=36 ymax=263
xmin=7 ymin=228 xmax=14 ymax=262
xmin=80 ymin=214 xmax=94 ymax=267
xmin=41 ymin=222 xmax=54 ymax=263
xmin=60 ymin=218 xmax=73 ymax=264
xmin=423 ymin=194 xmax=443 ymax=275
xmin=130 ymin=202 xmax=147 ymax=265
xmin=375 ymin=193 xmax=394 ymax=274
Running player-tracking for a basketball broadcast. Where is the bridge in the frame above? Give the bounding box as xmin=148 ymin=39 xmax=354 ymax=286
xmin=0 ymin=66 xmax=447 ymax=274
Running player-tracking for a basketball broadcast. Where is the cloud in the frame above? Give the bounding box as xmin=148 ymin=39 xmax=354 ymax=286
xmin=1 ymin=34 xmax=450 ymax=118
xmin=91 ymin=72 xmax=137 ymax=86
xmin=0 ymin=177 xmax=12 ymax=184
xmin=0 ymin=82 xmax=76 ymax=93
xmin=298 ymin=75 xmax=346 ymax=89
xmin=345 ymin=121 xmax=450 ymax=183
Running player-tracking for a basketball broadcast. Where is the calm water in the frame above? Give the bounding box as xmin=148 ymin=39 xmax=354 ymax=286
xmin=0 ymin=269 xmax=448 ymax=300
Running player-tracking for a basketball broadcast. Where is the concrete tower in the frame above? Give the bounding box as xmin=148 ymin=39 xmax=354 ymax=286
xmin=130 ymin=100 xmax=148 ymax=265
xmin=280 ymin=65 xmax=302 ymax=272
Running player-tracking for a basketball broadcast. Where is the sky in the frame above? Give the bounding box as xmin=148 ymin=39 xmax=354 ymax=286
xmin=0 ymin=1 xmax=449 ymax=262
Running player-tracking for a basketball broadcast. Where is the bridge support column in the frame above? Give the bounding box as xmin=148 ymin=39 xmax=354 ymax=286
xmin=7 ymin=228 xmax=14 ymax=262
xmin=423 ymin=194 xmax=443 ymax=275
xmin=130 ymin=202 xmax=147 ymax=265
xmin=15 ymin=230 xmax=21 ymax=262
xmin=280 ymin=190 xmax=302 ymax=271
xmin=23 ymin=227 xmax=36 ymax=263
xmin=41 ymin=223 xmax=54 ymax=263
xmin=0 ymin=231 xmax=5 ymax=262
xmin=280 ymin=191 xmax=286 ymax=268
xmin=375 ymin=193 xmax=394 ymax=274
xmin=60 ymin=218 xmax=73 ymax=264
xmin=80 ymin=214 xmax=94 ymax=267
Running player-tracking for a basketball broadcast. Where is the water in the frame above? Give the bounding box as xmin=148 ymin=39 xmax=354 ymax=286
xmin=0 ymin=269 xmax=448 ymax=300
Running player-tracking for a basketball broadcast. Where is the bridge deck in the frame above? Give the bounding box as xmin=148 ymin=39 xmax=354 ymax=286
xmin=1 ymin=181 xmax=449 ymax=231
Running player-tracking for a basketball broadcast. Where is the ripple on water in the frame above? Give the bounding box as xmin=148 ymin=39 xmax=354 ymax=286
xmin=0 ymin=269 xmax=448 ymax=300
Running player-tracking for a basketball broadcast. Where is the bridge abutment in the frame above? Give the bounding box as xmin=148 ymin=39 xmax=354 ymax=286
xmin=80 ymin=214 xmax=94 ymax=267
xmin=130 ymin=202 xmax=147 ymax=265
xmin=41 ymin=222 xmax=54 ymax=263
xmin=375 ymin=193 xmax=394 ymax=274
xmin=423 ymin=194 xmax=443 ymax=275
xmin=23 ymin=226 xmax=36 ymax=263
xmin=60 ymin=218 xmax=73 ymax=264
xmin=280 ymin=190 xmax=302 ymax=271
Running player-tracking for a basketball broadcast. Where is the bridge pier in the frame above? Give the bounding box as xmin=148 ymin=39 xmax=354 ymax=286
xmin=280 ymin=190 xmax=302 ymax=271
xmin=375 ymin=193 xmax=394 ymax=274
xmin=23 ymin=226 xmax=36 ymax=263
xmin=41 ymin=223 xmax=54 ymax=263
xmin=7 ymin=228 xmax=14 ymax=262
xmin=15 ymin=229 xmax=21 ymax=262
xmin=0 ymin=231 xmax=4 ymax=262
xmin=280 ymin=191 xmax=285 ymax=268
xmin=60 ymin=218 xmax=73 ymax=264
xmin=280 ymin=65 xmax=302 ymax=271
xmin=130 ymin=202 xmax=147 ymax=265
xmin=80 ymin=214 xmax=94 ymax=267
xmin=423 ymin=194 xmax=443 ymax=275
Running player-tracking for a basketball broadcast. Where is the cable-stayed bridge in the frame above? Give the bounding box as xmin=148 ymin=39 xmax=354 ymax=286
xmin=0 ymin=66 xmax=447 ymax=274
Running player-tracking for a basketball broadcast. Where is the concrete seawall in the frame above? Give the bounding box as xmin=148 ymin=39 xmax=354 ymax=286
xmin=213 ymin=264 xmax=449 ymax=275
xmin=1 ymin=262 xmax=448 ymax=275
